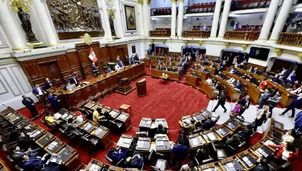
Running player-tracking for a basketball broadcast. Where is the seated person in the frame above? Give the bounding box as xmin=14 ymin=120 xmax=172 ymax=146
xmin=272 ymin=74 xmax=281 ymax=83
xmin=230 ymin=67 xmax=237 ymax=74
xmin=195 ymin=145 xmax=210 ymax=162
xmin=65 ymin=118 xmax=79 ymax=135
xmin=259 ymin=80 xmax=268 ymax=91
xmin=92 ymin=108 xmax=104 ymax=125
xmin=227 ymin=77 xmax=236 ymax=84
xmin=233 ymin=80 xmax=241 ymax=89
xmin=17 ymin=132 xmax=35 ymax=150
xmin=92 ymin=62 xmax=101 ymax=77
xmin=253 ymin=158 xmax=269 ymax=171
xmin=180 ymin=160 xmax=198 ymax=171
xmin=199 ymin=118 xmax=215 ymax=130
xmin=206 ymin=77 xmax=213 ymax=86
xmin=156 ymin=124 xmax=167 ymax=135
xmin=225 ymin=134 xmax=241 ymax=148
xmin=107 ymin=147 xmax=129 ymax=163
xmin=12 ymin=146 xmax=41 ymax=158
xmin=104 ymin=66 xmax=112 ymax=74
xmin=238 ymin=124 xmax=254 ymax=139
xmin=267 ymin=135 xmax=297 ymax=162
xmin=15 ymin=153 xmax=49 ymax=170
xmin=231 ymin=102 xmax=241 ymax=117
xmin=115 ymin=64 xmax=122 ymax=72
xmin=183 ymin=119 xmax=196 ymax=134
xmin=43 ymin=154 xmax=64 ymax=171
xmin=44 ymin=112 xmax=57 ymax=127
xmin=123 ymin=152 xmax=143 ymax=169
xmin=73 ymin=115 xmax=84 ymax=127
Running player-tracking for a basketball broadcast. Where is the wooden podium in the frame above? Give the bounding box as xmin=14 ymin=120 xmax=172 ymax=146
xmin=116 ymin=77 xmax=136 ymax=95
xmin=136 ymin=78 xmax=147 ymax=96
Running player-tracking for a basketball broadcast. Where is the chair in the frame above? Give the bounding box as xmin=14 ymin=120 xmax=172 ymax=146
xmin=194 ymin=142 xmax=217 ymax=165
xmin=148 ymin=150 xmax=168 ymax=171
xmin=268 ymin=158 xmax=292 ymax=171
xmin=203 ymin=116 xmax=220 ymax=131
xmin=214 ymin=143 xmax=228 ymax=160
xmin=225 ymin=135 xmax=247 ymax=154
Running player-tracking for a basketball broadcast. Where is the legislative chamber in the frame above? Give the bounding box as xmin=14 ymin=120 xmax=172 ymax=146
xmin=1 ymin=0 xmax=302 ymax=171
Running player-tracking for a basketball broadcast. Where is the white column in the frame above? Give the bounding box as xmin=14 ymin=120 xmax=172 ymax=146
xmin=114 ymin=0 xmax=124 ymax=37
xmin=138 ymin=1 xmax=145 ymax=36
xmin=269 ymin=0 xmax=293 ymax=41
xmin=177 ymin=0 xmax=184 ymax=38
xmin=0 ymin=1 xmax=25 ymax=49
xmin=171 ymin=0 xmax=177 ymax=37
xmin=258 ymin=0 xmax=280 ymax=40
xmin=32 ymin=0 xmax=58 ymax=45
xmin=218 ymin=0 xmax=232 ymax=38
xmin=99 ymin=0 xmax=112 ymax=39
xmin=210 ymin=0 xmax=222 ymax=38
xmin=143 ymin=0 xmax=151 ymax=37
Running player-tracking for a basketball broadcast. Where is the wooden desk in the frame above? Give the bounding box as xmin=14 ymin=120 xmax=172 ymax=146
xmin=91 ymin=125 xmax=112 ymax=149
xmin=136 ymin=78 xmax=147 ymax=96
xmin=0 ymin=157 xmax=11 ymax=171
xmin=223 ymin=71 xmax=261 ymax=103
xmin=119 ymin=104 xmax=131 ymax=114
xmin=116 ymin=112 xmax=131 ymax=131
xmin=50 ymin=63 xmax=145 ymax=110
xmin=189 ymin=134 xmax=206 ymax=150
xmin=267 ymin=81 xmax=294 ymax=107
xmin=139 ymin=117 xmax=152 ymax=131
xmin=85 ymin=159 xmax=124 ymax=171
xmin=151 ymin=69 xmax=180 ymax=81
xmin=237 ymin=68 xmax=265 ymax=81
xmin=199 ymin=80 xmax=217 ymax=99
xmin=136 ymin=137 xmax=151 ymax=152
xmin=116 ymin=134 xmax=133 ymax=148
xmin=212 ymin=75 xmax=241 ymax=102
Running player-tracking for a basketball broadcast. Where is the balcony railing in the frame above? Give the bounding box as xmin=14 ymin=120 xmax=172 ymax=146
xmin=277 ymin=33 xmax=302 ymax=47
xmin=150 ymin=29 xmax=171 ymax=37
xmin=151 ymin=8 xmax=172 ymax=16
xmin=182 ymin=31 xmax=210 ymax=38
xmin=230 ymin=0 xmax=270 ymax=11
xmin=224 ymin=31 xmax=260 ymax=41
xmin=185 ymin=2 xmax=215 ymax=14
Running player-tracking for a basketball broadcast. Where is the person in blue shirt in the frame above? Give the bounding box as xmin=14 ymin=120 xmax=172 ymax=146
xmin=286 ymin=70 xmax=296 ymax=83
xmin=48 ymin=93 xmax=60 ymax=113
xmin=171 ymin=131 xmax=189 ymax=167
xmin=19 ymin=153 xmax=49 ymax=170
xmin=107 ymin=147 xmax=128 ymax=163
xmin=123 ymin=152 xmax=143 ymax=169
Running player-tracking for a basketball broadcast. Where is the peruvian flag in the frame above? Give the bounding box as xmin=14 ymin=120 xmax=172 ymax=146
xmin=88 ymin=47 xmax=97 ymax=62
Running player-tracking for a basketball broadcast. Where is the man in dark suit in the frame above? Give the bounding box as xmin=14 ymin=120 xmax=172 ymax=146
xmin=286 ymin=70 xmax=296 ymax=83
xmin=212 ymin=91 xmax=227 ymax=113
xmin=268 ymin=91 xmax=282 ymax=117
xmin=280 ymin=95 xmax=302 ymax=118
xmin=69 ymin=74 xmax=79 ymax=86
xmin=22 ymin=95 xmax=39 ymax=119
xmin=32 ymin=84 xmax=47 ymax=107
xmin=253 ymin=158 xmax=269 ymax=171
xmin=47 ymin=93 xmax=60 ymax=113
xmin=239 ymin=95 xmax=250 ymax=116
xmin=43 ymin=78 xmax=53 ymax=90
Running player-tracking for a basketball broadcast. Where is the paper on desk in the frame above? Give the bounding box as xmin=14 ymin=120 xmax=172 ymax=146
xmin=156 ymin=141 xmax=165 ymax=147
xmin=191 ymin=138 xmax=198 ymax=146
xmin=207 ymin=132 xmax=216 ymax=140
xmin=123 ymin=138 xmax=132 ymax=144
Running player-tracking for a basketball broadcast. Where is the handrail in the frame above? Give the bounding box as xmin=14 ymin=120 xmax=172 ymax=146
xmin=224 ymin=31 xmax=260 ymax=41
xmin=182 ymin=30 xmax=210 ymax=38
xmin=277 ymin=32 xmax=302 ymax=47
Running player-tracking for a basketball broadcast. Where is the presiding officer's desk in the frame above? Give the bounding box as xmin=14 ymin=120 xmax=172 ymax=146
xmin=49 ymin=63 xmax=145 ymax=110
xmin=0 ymin=107 xmax=84 ymax=171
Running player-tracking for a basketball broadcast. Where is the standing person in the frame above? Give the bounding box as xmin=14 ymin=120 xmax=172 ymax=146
xmin=254 ymin=105 xmax=270 ymax=131
xmin=32 ymin=84 xmax=47 ymax=107
xmin=47 ymin=93 xmax=60 ymax=113
xmin=268 ymin=91 xmax=282 ymax=117
xmin=239 ymin=95 xmax=250 ymax=116
xmin=280 ymin=94 xmax=302 ymax=118
xmin=44 ymin=78 xmax=53 ymax=90
xmin=212 ymin=91 xmax=227 ymax=113
xmin=258 ymin=89 xmax=271 ymax=109
xmin=21 ymin=95 xmax=39 ymax=119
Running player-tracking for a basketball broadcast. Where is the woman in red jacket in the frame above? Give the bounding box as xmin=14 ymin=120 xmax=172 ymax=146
xmin=268 ymin=135 xmax=297 ymax=162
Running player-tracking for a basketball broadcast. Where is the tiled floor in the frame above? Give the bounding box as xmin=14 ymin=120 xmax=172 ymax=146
xmin=206 ymin=100 xmax=298 ymax=132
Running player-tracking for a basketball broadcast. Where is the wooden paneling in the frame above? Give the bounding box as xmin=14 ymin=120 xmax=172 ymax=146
xmin=21 ymin=42 xmax=129 ymax=86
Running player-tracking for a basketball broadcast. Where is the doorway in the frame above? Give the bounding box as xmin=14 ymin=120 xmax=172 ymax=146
xmin=39 ymin=61 xmax=64 ymax=86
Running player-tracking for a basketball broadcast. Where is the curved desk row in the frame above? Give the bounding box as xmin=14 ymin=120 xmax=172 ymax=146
xmin=49 ymin=63 xmax=145 ymax=110
xmin=237 ymin=68 xmax=265 ymax=81
xmin=151 ymin=69 xmax=180 ymax=81
xmin=0 ymin=107 xmax=84 ymax=171
xmin=198 ymin=120 xmax=286 ymax=171
xmin=222 ymin=71 xmax=261 ymax=104
xmin=0 ymin=157 xmax=10 ymax=171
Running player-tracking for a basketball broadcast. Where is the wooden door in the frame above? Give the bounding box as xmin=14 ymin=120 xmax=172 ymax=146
xmin=39 ymin=62 xmax=64 ymax=86
xmin=117 ymin=48 xmax=125 ymax=63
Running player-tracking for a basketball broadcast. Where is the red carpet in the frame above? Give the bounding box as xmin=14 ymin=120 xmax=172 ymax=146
xmin=4 ymin=74 xmax=300 ymax=170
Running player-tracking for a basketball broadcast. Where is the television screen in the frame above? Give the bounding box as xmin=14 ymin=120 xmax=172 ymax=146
xmin=249 ymin=47 xmax=270 ymax=61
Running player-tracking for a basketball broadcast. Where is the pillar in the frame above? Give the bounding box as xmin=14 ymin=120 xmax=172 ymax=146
xmin=99 ymin=0 xmax=112 ymax=39
xmin=217 ymin=0 xmax=232 ymax=38
xmin=177 ymin=0 xmax=184 ymax=38
xmin=113 ymin=0 xmax=124 ymax=37
xmin=32 ymin=0 xmax=58 ymax=45
xmin=171 ymin=0 xmax=177 ymax=37
xmin=138 ymin=0 xmax=145 ymax=36
xmin=210 ymin=0 xmax=222 ymax=38
xmin=143 ymin=0 xmax=151 ymax=37
xmin=269 ymin=0 xmax=293 ymax=41
xmin=258 ymin=0 xmax=280 ymax=40
xmin=0 ymin=1 xmax=25 ymax=50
